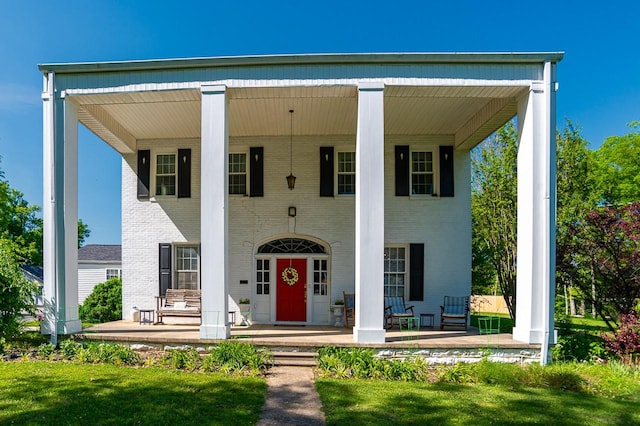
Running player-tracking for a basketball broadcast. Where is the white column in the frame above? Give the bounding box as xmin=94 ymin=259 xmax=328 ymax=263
xmin=353 ymin=82 xmax=386 ymax=343
xmin=513 ymin=62 xmax=557 ymax=354
xmin=42 ymin=75 xmax=81 ymax=340
xmin=200 ymin=84 xmax=230 ymax=339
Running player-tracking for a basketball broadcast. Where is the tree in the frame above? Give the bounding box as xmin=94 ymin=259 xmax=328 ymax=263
xmin=566 ymin=202 xmax=640 ymax=330
xmin=591 ymin=121 xmax=640 ymax=205
xmin=0 ymin=162 xmax=42 ymax=265
xmin=554 ymin=121 xmax=596 ymax=316
xmin=471 ymin=122 xmax=518 ymax=319
xmin=78 ymin=219 xmax=91 ymax=248
xmin=0 ymin=238 xmax=38 ymax=347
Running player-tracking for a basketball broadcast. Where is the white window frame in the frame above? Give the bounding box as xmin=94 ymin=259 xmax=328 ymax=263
xmin=410 ymin=149 xmax=436 ymax=196
xmin=336 ymin=151 xmax=356 ymax=195
xmin=255 ymin=257 xmax=271 ymax=295
xmin=312 ymin=258 xmax=329 ymax=296
xmin=228 ymin=152 xmax=247 ymax=195
xmin=384 ymin=245 xmax=408 ymax=298
xmin=174 ymin=244 xmax=200 ymax=290
xmin=154 ymin=152 xmax=177 ymax=196
xmin=105 ymin=268 xmax=121 ymax=280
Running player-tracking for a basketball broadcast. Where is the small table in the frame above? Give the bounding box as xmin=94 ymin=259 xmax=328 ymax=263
xmin=139 ymin=309 xmax=154 ymax=325
xmin=420 ymin=313 xmax=435 ymax=329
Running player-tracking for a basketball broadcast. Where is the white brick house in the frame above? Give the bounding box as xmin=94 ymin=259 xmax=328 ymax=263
xmin=40 ymin=53 xmax=562 ymax=348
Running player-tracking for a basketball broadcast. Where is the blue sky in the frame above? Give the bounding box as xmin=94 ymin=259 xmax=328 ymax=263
xmin=0 ymin=1 xmax=638 ymax=245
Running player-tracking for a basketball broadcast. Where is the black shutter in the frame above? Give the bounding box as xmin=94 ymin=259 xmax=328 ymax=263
xmin=395 ymin=145 xmax=410 ymax=196
xmin=439 ymin=146 xmax=454 ymax=197
xmin=320 ymin=146 xmax=334 ymax=197
xmin=177 ymin=149 xmax=191 ymax=198
xmin=409 ymin=243 xmax=424 ymax=301
xmin=159 ymin=243 xmax=172 ymax=296
xmin=250 ymin=147 xmax=264 ymax=197
xmin=137 ymin=150 xmax=151 ymax=199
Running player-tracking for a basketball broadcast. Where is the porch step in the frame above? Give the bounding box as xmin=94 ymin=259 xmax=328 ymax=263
xmin=272 ymin=351 xmax=318 ymax=367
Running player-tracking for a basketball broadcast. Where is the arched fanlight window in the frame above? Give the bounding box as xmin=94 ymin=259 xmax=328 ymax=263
xmin=257 ymin=238 xmax=327 ymax=254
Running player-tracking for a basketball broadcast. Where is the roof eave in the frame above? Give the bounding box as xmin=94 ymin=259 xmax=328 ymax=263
xmin=39 ymin=52 xmax=564 ymax=75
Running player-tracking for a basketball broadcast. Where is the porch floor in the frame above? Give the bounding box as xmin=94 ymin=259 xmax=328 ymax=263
xmin=77 ymin=321 xmax=537 ymax=351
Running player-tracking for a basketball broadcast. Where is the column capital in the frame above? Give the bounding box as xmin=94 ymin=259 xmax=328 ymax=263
xmin=201 ymin=84 xmax=227 ymax=95
xmin=358 ymin=81 xmax=385 ymax=91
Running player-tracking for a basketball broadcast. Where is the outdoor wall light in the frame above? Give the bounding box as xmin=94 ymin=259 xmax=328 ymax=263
xmin=288 ymin=206 xmax=297 ymax=217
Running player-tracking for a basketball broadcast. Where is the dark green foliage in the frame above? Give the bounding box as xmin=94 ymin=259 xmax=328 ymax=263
xmin=79 ymin=277 xmax=122 ymax=323
xmin=0 ymin=239 xmax=38 ymax=348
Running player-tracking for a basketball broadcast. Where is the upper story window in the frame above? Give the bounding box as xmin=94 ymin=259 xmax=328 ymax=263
xmin=156 ymin=154 xmax=176 ymax=196
xmin=229 ymin=153 xmax=247 ymax=195
xmin=411 ymin=151 xmax=434 ymax=195
xmin=337 ymin=151 xmax=356 ymax=195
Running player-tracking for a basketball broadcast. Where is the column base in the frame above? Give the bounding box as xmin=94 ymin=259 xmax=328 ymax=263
xmin=512 ymin=327 xmax=557 ymax=344
xmin=41 ymin=319 xmax=82 ymax=335
xmin=353 ymin=327 xmax=386 ymax=343
xmin=200 ymin=324 xmax=231 ymax=340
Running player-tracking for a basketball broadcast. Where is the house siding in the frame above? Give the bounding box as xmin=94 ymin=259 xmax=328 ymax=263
xmin=121 ymin=134 xmax=470 ymax=324
xmin=78 ymin=262 xmax=121 ymax=304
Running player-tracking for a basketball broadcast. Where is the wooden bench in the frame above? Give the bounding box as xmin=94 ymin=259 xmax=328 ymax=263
xmin=156 ymin=289 xmax=201 ymax=324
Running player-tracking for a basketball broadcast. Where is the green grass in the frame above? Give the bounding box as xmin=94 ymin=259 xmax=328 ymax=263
xmin=316 ymin=374 xmax=640 ymax=426
xmin=558 ymin=316 xmax=610 ymax=333
xmin=0 ymin=362 xmax=266 ymax=425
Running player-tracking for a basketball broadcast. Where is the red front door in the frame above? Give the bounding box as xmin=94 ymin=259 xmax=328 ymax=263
xmin=276 ymin=258 xmax=307 ymax=321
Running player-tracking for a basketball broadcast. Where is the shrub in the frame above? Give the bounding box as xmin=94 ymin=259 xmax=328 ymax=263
xmin=36 ymin=343 xmax=55 ymax=360
xmin=79 ymin=278 xmax=122 ymax=323
xmin=602 ymin=311 xmax=640 ymax=365
xmin=163 ymin=348 xmax=202 ymax=371
xmin=0 ymin=239 xmax=38 ymax=342
xmin=202 ymin=341 xmax=272 ymax=375
xmin=59 ymin=339 xmax=83 ymax=360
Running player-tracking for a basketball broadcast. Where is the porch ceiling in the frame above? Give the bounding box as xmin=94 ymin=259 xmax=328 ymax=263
xmin=73 ymin=85 xmax=527 ymax=152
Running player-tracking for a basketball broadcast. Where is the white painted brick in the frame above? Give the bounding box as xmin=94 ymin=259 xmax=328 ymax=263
xmin=121 ymin=135 xmax=470 ymax=325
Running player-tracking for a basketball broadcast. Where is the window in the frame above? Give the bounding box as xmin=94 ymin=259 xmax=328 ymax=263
xmin=256 ymin=259 xmax=270 ymax=295
xmin=337 ymin=152 xmax=356 ymax=194
xmin=384 ymin=247 xmax=406 ymax=297
xmin=313 ymin=259 xmax=328 ymax=295
xmin=411 ymin=151 xmax=434 ymax=195
xmin=156 ymin=154 xmax=176 ymax=196
xmin=106 ymin=269 xmax=121 ymax=280
xmin=175 ymin=245 xmax=199 ymax=290
xmin=229 ymin=153 xmax=247 ymax=195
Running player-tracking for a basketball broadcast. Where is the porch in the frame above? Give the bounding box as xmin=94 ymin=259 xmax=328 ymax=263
xmin=78 ymin=321 xmax=538 ymax=353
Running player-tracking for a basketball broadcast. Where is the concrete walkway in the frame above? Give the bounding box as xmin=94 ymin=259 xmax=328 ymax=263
xmin=258 ymin=366 xmax=325 ymax=426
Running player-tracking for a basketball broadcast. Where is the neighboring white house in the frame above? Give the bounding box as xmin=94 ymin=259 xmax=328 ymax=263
xmin=78 ymin=244 xmax=122 ymax=304
xmin=40 ymin=52 xmax=561 ymax=348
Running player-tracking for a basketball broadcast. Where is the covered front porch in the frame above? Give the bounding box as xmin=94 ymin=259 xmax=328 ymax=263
xmin=78 ymin=321 xmax=541 ymax=364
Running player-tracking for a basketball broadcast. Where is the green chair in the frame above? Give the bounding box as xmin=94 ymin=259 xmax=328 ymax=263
xmin=384 ymin=296 xmax=414 ymax=329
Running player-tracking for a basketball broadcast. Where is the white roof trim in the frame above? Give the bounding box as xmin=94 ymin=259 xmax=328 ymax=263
xmin=39 ymin=52 xmax=564 ymax=74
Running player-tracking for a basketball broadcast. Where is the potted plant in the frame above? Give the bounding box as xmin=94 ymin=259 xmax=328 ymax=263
xmin=331 ymin=299 xmax=345 ymax=327
xmin=237 ymin=298 xmax=251 ymax=326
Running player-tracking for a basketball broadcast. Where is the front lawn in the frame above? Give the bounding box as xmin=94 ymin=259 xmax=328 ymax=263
xmin=0 ymin=362 xmax=266 ymax=425
xmin=316 ymin=377 xmax=640 ymax=426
